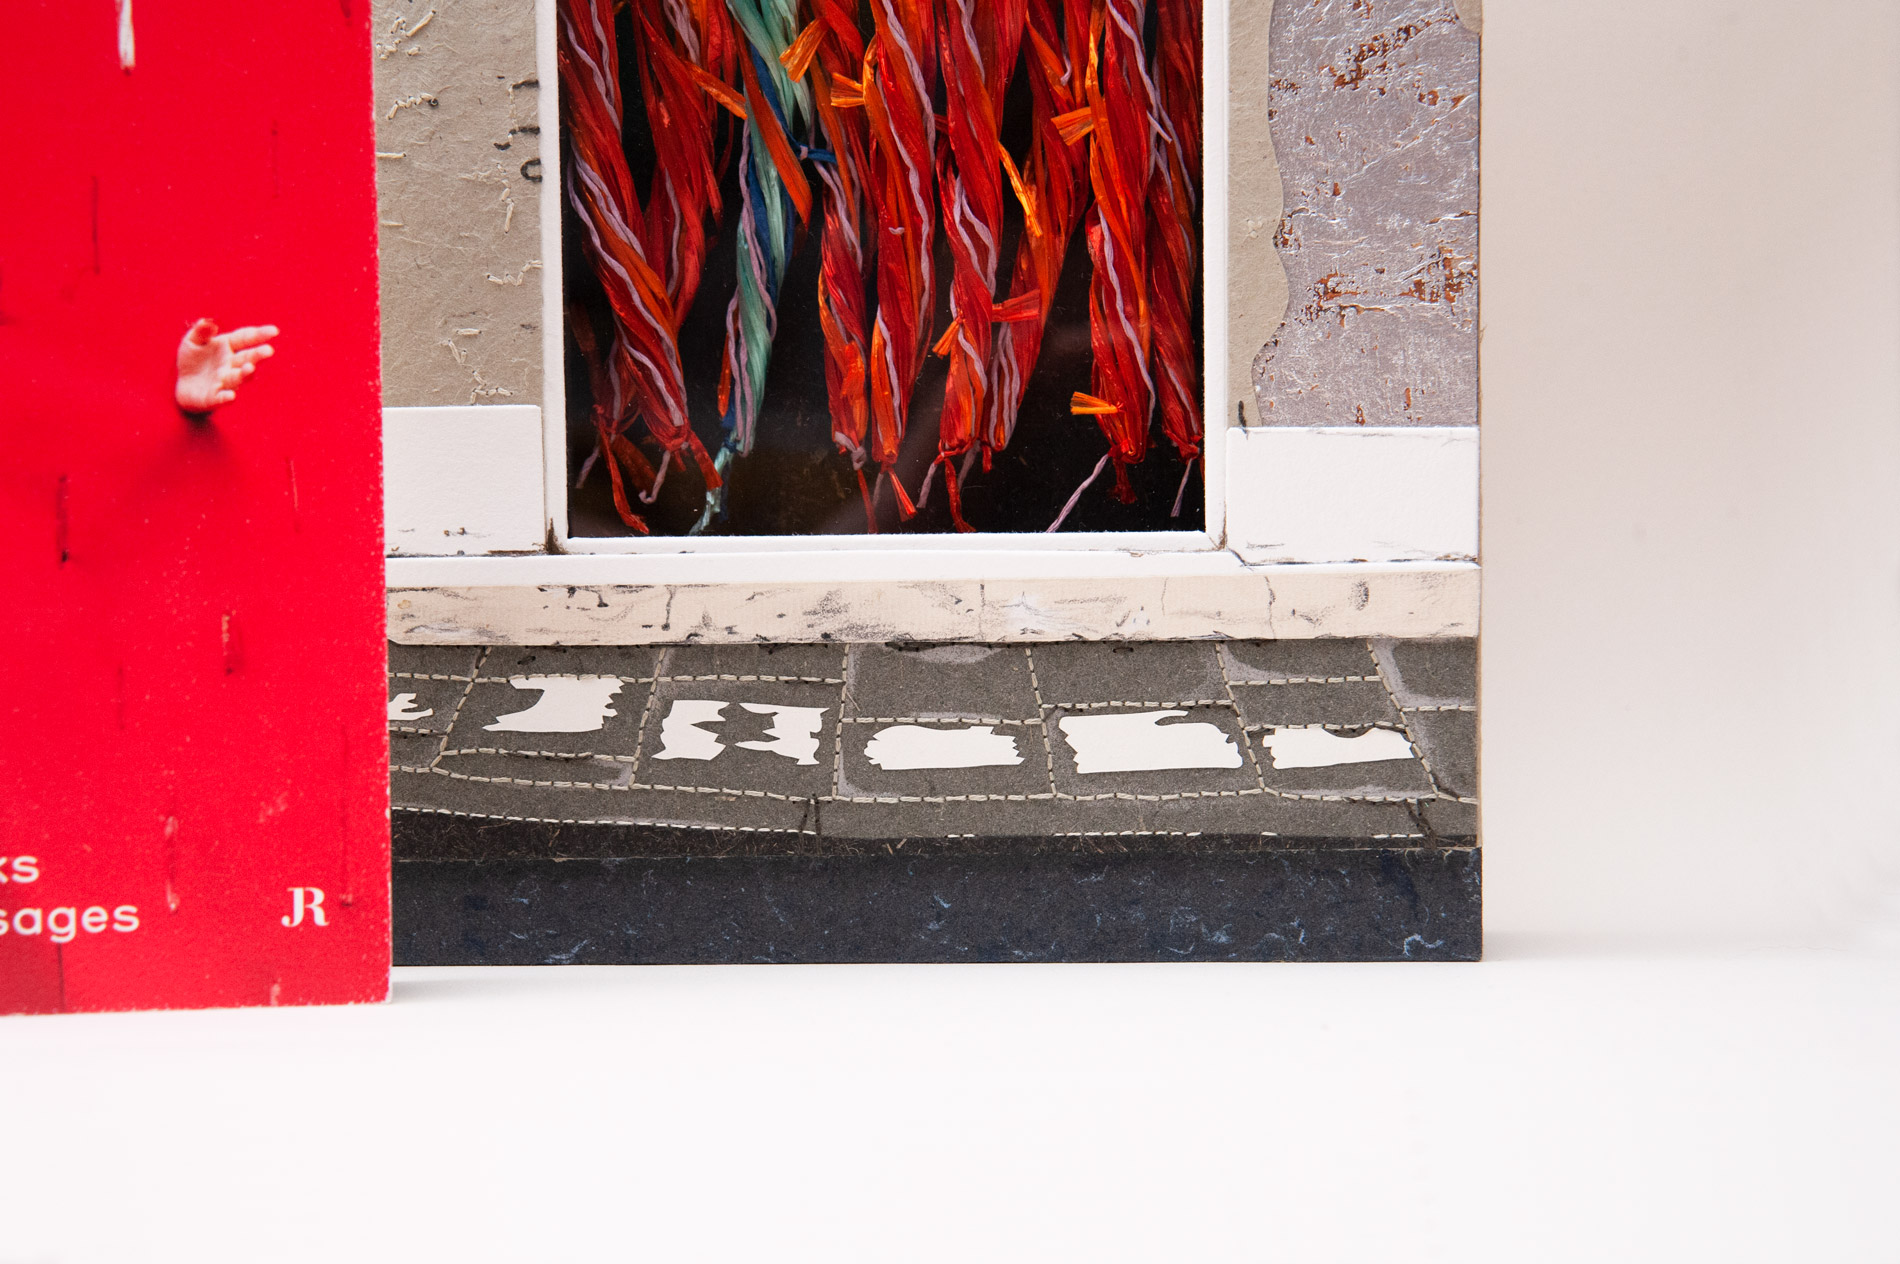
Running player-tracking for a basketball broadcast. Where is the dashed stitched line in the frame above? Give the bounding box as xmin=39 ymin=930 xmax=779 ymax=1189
xmin=1401 ymin=703 xmax=1476 ymax=713
xmin=660 ymin=673 xmax=846 ymax=685
xmin=1044 ymin=699 xmax=1236 ymax=711
xmin=394 ymin=802 xmax=819 ymax=836
xmin=471 ymin=673 xmax=658 ymax=685
xmin=1057 ymin=828 xmax=1219 ymax=838
xmin=394 ymin=763 xmax=1434 ymax=804
xmin=801 ymin=793 xmax=1059 ymax=804
xmin=438 ymin=747 xmax=625 ymax=760
xmin=388 ymin=724 xmax=451 ymax=736
xmin=1365 ymin=640 xmax=1450 ymax=800
xmin=1239 ymin=721 xmax=1412 ymax=733
xmin=628 ymin=669 xmax=660 ymax=770
xmin=1247 ymin=788 xmax=1435 ymax=804
xmin=1023 ymin=646 xmax=1061 ymax=796
xmin=630 ymin=649 xmax=680 ymax=767
xmin=831 ymin=647 xmax=852 ymax=798
xmin=397 ymin=764 xmax=624 ymax=790
xmin=867 ymin=829 xmax=1300 ymax=840
xmin=1225 ymin=675 xmax=1379 ymax=686
xmin=433 ymin=648 xmax=486 ymax=765
xmin=389 ymin=671 xmax=478 ymax=683
xmin=1216 ymin=644 xmax=1273 ymax=795
xmin=840 ymin=715 xmax=1037 ymax=726
xmin=444 ymin=673 xmax=843 ymax=686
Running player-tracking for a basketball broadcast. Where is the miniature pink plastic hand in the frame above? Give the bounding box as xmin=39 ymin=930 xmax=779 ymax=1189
xmin=175 ymin=318 xmax=278 ymax=414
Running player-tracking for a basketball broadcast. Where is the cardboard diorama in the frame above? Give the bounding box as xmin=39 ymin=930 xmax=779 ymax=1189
xmin=384 ymin=0 xmax=1479 ymax=964
xmin=4 ymin=0 xmax=1476 ymax=1010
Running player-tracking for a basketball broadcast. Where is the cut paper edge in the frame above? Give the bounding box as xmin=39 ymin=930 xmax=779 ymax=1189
xmin=863 ymin=724 xmax=1024 ymax=770
xmin=1259 ymin=725 xmax=1416 ymax=770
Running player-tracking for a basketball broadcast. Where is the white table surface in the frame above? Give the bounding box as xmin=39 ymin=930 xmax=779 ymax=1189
xmin=4 ymin=941 xmax=1895 ymax=1262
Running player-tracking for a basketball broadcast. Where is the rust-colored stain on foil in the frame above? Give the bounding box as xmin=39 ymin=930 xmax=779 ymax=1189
xmin=1253 ymin=0 xmax=1478 ymax=428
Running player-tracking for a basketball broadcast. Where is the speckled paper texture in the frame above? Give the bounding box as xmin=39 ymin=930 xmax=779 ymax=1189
xmin=374 ymin=0 xmax=545 ymax=406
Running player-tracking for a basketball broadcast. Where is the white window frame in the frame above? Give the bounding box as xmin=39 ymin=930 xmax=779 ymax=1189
xmin=540 ymin=0 xmax=1232 ymax=559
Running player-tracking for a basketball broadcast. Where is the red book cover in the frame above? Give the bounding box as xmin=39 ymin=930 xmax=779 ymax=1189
xmin=1 ymin=2 xmax=389 ymax=1013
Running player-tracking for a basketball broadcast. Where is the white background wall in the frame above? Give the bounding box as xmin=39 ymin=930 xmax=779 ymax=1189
xmin=5 ymin=5 xmax=1898 ymax=1261
xmin=1482 ymin=0 xmax=1900 ymax=950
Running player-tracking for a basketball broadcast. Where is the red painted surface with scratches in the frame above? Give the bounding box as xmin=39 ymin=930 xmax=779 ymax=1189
xmin=0 ymin=2 xmax=388 ymax=1012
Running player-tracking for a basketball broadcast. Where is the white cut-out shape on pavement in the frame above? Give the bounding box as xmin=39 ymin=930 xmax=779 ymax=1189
xmin=484 ymin=677 xmax=623 ymax=733
xmin=863 ymin=725 xmax=1023 ymax=770
xmin=1058 ymin=710 xmax=1242 ymax=774
xmin=1259 ymin=725 xmax=1416 ymax=769
xmin=388 ymin=693 xmax=434 ymax=722
xmin=735 ymin=703 xmax=828 ymax=765
xmin=653 ymin=699 xmax=729 ymax=760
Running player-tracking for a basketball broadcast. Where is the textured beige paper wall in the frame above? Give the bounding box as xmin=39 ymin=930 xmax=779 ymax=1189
xmin=373 ymin=0 xmax=544 ymax=407
xmin=1228 ymin=0 xmax=1291 ymax=425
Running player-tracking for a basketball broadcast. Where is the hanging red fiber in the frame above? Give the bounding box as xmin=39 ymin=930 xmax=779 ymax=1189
xmin=1072 ymin=0 xmax=1159 ymax=504
xmin=1151 ymin=0 xmax=1198 ymax=188
xmin=559 ymin=0 xmax=722 ymax=529
xmin=796 ymin=0 xmax=879 ymax=529
xmin=927 ymin=0 xmax=1028 ymax=530
xmin=849 ymin=0 xmax=937 ymax=515
xmin=1146 ymin=0 xmax=1201 ymax=468
xmin=568 ymin=297 xmax=653 ymax=532
xmin=983 ymin=0 xmax=1094 ymax=462
xmin=633 ymin=0 xmax=743 ymax=324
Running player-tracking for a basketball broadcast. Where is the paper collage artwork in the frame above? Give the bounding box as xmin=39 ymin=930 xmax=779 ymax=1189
xmin=5 ymin=0 xmax=1480 ymax=1014
xmin=373 ymin=0 xmax=1479 ymax=965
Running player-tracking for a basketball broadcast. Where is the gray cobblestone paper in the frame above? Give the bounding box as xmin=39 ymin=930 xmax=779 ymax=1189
xmin=389 ymin=638 xmax=1477 ymax=847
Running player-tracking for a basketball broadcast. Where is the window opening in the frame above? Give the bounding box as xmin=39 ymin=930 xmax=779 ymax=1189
xmin=557 ymin=0 xmax=1204 ymax=538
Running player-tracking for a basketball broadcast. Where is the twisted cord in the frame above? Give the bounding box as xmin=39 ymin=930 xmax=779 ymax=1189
xmin=802 ymin=0 xmax=878 ymax=526
xmin=982 ymin=0 xmax=1093 ymax=458
xmin=927 ymin=0 xmax=1027 ymax=529
xmin=858 ymin=0 xmax=937 ymax=512
xmin=1072 ymin=0 xmax=1160 ymax=505
xmin=1147 ymin=0 xmax=1202 ymax=472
